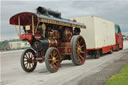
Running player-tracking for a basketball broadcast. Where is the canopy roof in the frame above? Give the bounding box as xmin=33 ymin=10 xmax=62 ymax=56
xmin=10 ymin=12 xmax=86 ymax=29
xmin=10 ymin=12 xmax=37 ymax=26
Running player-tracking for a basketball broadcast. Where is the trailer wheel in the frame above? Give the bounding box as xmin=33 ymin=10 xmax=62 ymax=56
xmin=93 ymin=50 xmax=101 ymax=59
xmin=115 ymin=44 xmax=119 ymax=51
xmin=71 ymin=35 xmax=86 ymax=65
xmin=45 ymin=47 xmax=60 ymax=73
xmin=21 ymin=49 xmax=37 ymax=72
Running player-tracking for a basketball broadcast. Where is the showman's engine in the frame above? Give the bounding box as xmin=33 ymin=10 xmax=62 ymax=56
xmin=10 ymin=6 xmax=86 ymax=73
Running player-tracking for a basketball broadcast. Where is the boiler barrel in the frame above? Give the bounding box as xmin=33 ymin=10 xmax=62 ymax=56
xmin=31 ymin=39 xmax=60 ymax=51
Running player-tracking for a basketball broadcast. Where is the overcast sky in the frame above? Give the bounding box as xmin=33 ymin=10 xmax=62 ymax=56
xmin=1 ymin=0 xmax=128 ymax=41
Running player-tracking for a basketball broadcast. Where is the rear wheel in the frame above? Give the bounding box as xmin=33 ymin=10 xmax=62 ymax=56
xmin=120 ymin=48 xmax=123 ymax=50
xmin=93 ymin=50 xmax=101 ymax=59
xmin=21 ymin=49 xmax=37 ymax=72
xmin=116 ymin=44 xmax=119 ymax=51
xmin=45 ymin=47 xmax=61 ymax=73
xmin=71 ymin=35 xmax=86 ymax=65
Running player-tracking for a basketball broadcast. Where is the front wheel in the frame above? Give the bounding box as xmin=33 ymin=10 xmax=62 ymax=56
xmin=45 ymin=47 xmax=61 ymax=73
xmin=93 ymin=50 xmax=101 ymax=59
xmin=21 ymin=49 xmax=37 ymax=72
xmin=115 ymin=44 xmax=119 ymax=51
xmin=71 ymin=35 xmax=86 ymax=65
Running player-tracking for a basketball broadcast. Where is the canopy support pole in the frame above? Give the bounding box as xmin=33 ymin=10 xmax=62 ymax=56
xmin=15 ymin=25 xmax=20 ymax=37
xmin=32 ymin=15 xmax=35 ymax=35
xmin=35 ymin=18 xmax=39 ymax=34
xmin=18 ymin=16 xmax=21 ymax=36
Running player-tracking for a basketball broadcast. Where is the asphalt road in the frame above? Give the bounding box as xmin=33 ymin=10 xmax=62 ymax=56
xmin=1 ymin=40 xmax=128 ymax=85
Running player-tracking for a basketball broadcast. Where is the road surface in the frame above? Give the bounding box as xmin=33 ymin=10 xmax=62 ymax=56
xmin=0 ymin=40 xmax=128 ymax=85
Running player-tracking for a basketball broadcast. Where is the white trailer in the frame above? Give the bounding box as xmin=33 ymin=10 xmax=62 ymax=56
xmin=71 ymin=16 xmax=116 ymax=58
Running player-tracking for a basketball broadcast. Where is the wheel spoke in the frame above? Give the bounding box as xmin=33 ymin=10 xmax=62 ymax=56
xmin=28 ymin=64 xmax=31 ymax=69
xmin=56 ymin=60 xmax=59 ymax=62
xmin=24 ymin=58 xmax=27 ymax=61
xmin=55 ymin=55 xmax=59 ymax=59
xmin=28 ymin=52 xmax=31 ymax=58
xmin=76 ymin=42 xmax=79 ymax=46
xmin=49 ymin=54 xmax=52 ymax=59
xmin=28 ymin=52 xmax=30 ymax=58
xmin=52 ymin=50 xmax=56 ymax=56
xmin=50 ymin=53 xmax=54 ymax=57
xmin=50 ymin=64 xmax=53 ymax=68
xmin=24 ymin=55 xmax=27 ymax=58
xmin=26 ymin=63 xmax=29 ymax=69
xmin=26 ymin=53 xmax=29 ymax=58
xmin=24 ymin=60 xmax=27 ymax=62
xmin=77 ymin=40 xmax=80 ymax=44
xmin=78 ymin=57 xmax=81 ymax=63
xmin=51 ymin=61 xmax=55 ymax=65
xmin=31 ymin=63 xmax=33 ymax=68
xmin=29 ymin=52 xmax=32 ymax=58
xmin=32 ymin=57 xmax=34 ymax=60
xmin=80 ymin=45 xmax=85 ymax=49
xmin=54 ymin=63 xmax=57 ymax=66
xmin=50 ymin=63 xmax=56 ymax=69
xmin=79 ymin=55 xmax=84 ymax=60
xmin=25 ymin=63 xmax=28 ymax=68
xmin=53 ymin=50 xmax=56 ymax=56
xmin=53 ymin=63 xmax=56 ymax=68
xmin=80 ymin=51 xmax=85 ymax=54
xmin=24 ymin=62 xmax=28 ymax=66
xmin=24 ymin=61 xmax=27 ymax=64
xmin=48 ymin=59 xmax=52 ymax=61
xmin=80 ymin=39 xmax=82 ymax=43
xmin=54 ymin=52 xmax=58 ymax=57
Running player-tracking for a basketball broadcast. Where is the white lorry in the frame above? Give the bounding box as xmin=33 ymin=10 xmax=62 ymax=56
xmin=72 ymin=16 xmax=118 ymax=58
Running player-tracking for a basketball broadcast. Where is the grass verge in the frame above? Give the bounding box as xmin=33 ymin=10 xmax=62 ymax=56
xmin=106 ymin=64 xmax=128 ymax=85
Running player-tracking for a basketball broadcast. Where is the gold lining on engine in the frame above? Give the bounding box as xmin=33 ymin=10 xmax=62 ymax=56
xmin=38 ymin=18 xmax=86 ymax=29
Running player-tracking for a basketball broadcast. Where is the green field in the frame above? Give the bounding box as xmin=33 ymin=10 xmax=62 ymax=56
xmin=106 ymin=64 xmax=128 ymax=85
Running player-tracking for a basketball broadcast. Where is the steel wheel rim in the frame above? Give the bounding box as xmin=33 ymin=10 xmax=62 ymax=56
xmin=76 ymin=37 xmax=86 ymax=64
xmin=48 ymin=49 xmax=60 ymax=71
xmin=23 ymin=52 xmax=35 ymax=70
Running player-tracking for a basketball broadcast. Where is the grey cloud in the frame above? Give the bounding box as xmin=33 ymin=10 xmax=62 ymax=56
xmin=69 ymin=1 xmax=128 ymax=32
xmin=1 ymin=0 xmax=128 ymax=40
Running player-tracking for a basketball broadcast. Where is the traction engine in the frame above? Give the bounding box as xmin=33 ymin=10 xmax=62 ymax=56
xmin=9 ymin=6 xmax=86 ymax=73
